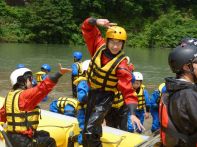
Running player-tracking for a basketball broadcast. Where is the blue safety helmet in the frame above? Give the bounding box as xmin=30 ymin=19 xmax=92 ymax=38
xmin=73 ymin=51 xmax=82 ymax=61
xmin=41 ymin=64 xmax=51 ymax=72
xmin=16 ymin=64 xmax=25 ymax=69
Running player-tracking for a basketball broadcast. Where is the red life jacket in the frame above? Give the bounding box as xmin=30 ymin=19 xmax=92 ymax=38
xmin=159 ymin=93 xmax=197 ymax=146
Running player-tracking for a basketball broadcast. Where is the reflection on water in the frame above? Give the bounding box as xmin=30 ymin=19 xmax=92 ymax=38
xmin=0 ymin=43 xmax=173 ymax=109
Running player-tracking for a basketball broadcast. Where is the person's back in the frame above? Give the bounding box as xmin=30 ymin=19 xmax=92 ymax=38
xmin=71 ymin=51 xmax=83 ymax=97
xmin=35 ymin=64 xmax=51 ymax=101
xmin=160 ymin=45 xmax=197 ymax=147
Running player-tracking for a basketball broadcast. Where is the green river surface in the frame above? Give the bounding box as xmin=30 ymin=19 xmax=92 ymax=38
xmin=0 ymin=43 xmax=173 ymax=112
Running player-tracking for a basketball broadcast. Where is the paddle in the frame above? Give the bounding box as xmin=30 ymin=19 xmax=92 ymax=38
xmin=0 ymin=125 xmax=13 ymax=147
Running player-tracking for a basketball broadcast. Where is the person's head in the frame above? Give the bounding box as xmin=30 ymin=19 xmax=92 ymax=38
xmin=180 ymin=37 xmax=197 ymax=47
xmin=73 ymin=51 xmax=82 ymax=62
xmin=168 ymin=45 xmax=197 ymax=82
xmin=132 ymin=71 xmax=143 ymax=90
xmin=10 ymin=68 xmax=33 ymax=90
xmin=106 ymin=26 xmax=127 ymax=55
xmin=16 ymin=64 xmax=25 ymax=69
xmin=41 ymin=64 xmax=51 ymax=73
xmin=82 ymin=59 xmax=91 ymax=74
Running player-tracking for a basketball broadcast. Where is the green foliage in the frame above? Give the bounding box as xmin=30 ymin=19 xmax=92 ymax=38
xmin=0 ymin=0 xmax=197 ymax=47
xmin=0 ymin=1 xmax=31 ymax=42
xmin=26 ymin=0 xmax=78 ymax=43
xmin=128 ymin=10 xmax=197 ymax=48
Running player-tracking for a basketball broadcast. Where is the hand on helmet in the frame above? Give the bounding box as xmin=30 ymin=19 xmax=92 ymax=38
xmin=96 ymin=19 xmax=117 ymax=28
xmin=58 ymin=63 xmax=72 ymax=75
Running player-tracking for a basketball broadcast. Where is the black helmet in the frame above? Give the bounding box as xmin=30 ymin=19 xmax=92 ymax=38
xmin=168 ymin=45 xmax=197 ymax=73
xmin=180 ymin=37 xmax=197 ymax=47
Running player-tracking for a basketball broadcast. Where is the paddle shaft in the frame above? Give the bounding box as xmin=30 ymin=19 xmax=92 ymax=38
xmin=0 ymin=125 xmax=13 ymax=147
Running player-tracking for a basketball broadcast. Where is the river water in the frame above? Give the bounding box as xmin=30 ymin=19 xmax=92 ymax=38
xmin=0 ymin=43 xmax=173 ymax=110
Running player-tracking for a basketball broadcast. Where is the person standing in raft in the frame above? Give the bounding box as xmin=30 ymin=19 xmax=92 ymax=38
xmin=81 ymin=17 xmax=145 ymax=147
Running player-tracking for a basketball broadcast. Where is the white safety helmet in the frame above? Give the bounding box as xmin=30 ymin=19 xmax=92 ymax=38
xmin=82 ymin=60 xmax=91 ymax=72
xmin=10 ymin=68 xmax=32 ymax=86
xmin=133 ymin=71 xmax=143 ymax=81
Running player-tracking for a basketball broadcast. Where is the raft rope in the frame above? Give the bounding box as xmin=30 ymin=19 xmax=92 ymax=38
xmin=38 ymin=124 xmax=74 ymax=129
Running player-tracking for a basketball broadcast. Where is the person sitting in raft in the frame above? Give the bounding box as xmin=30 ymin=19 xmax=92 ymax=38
xmin=128 ymin=71 xmax=150 ymax=133
xmin=71 ymin=51 xmax=83 ymax=97
xmin=0 ymin=64 xmax=71 ymax=147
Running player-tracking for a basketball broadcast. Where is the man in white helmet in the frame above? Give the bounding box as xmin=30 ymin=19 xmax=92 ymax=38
xmin=0 ymin=64 xmax=71 ymax=147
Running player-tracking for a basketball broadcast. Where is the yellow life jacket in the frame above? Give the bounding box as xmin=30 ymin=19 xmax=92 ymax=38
xmin=72 ymin=62 xmax=83 ymax=82
xmin=112 ymin=91 xmax=124 ymax=108
xmin=136 ymin=84 xmax=146 ymax=110
xmin=87 ymin=45 xmax=126 ymax=92
xmin=35 ymin=71 xmax=46 ymax=83
xmin=5 ymin=90 xmax=40 ymax=133
xmin=57 ymin=97 xmax=79 ymax=113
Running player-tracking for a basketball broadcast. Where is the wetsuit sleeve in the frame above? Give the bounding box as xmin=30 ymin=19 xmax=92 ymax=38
xmin=144 ymin=89 xmax=150 ymax=112
xmin=81 ymin=17 xmax=105 ymax=57
xmin=116 ymin=59 xmax=138 ymax=115
xmin=19 ymin=72 xmax=62 ymax=111
xmin=72 ymin=63 xmax=79 ymax=76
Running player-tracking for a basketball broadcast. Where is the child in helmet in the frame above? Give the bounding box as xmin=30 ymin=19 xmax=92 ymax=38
xmin=35 ymin=64 xmax=51 ymax=101
xmin=71 ymin=51 xmax=83 ymax=97
xmin=81 ymin=17 xmax=143 ymax=146
xmin=16 ymin=64 xmax=37 ymax=86
xmin=0 ymin=64 xmax=71 ymax=147
xmin=128 ymin=71 xmax=150 ymax=133
xmin=150 ymin=83 xmax=166 ymax=133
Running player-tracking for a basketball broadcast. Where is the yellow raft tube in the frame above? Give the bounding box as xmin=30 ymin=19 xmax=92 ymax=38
xmin=0 ymin=97 xmax=149 ymax=147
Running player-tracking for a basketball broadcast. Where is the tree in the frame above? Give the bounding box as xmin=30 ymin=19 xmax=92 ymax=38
xmin=27 ymin=0 xmax=79 ymax=43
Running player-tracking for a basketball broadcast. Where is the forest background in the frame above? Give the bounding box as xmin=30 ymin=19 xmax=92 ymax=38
xmin=1 ymin=0 xmax=197 ymax=48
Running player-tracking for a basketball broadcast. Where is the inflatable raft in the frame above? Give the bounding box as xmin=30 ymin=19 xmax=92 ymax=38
xmin=0 ymin=97 xmax=149 ymax=147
